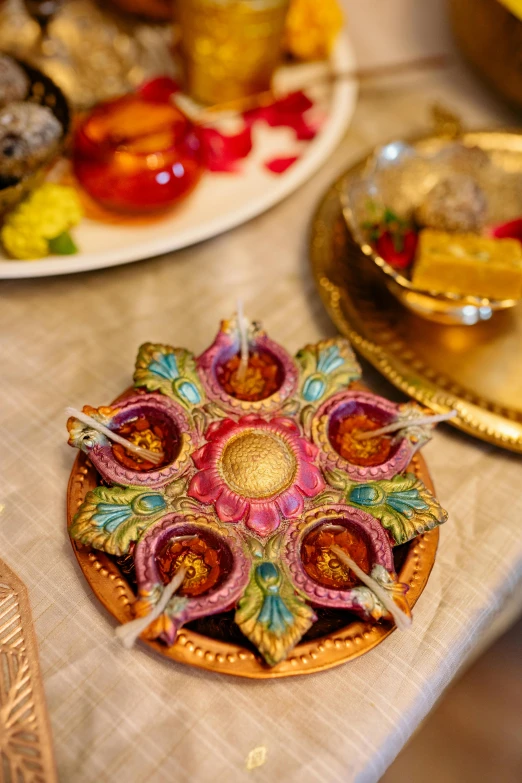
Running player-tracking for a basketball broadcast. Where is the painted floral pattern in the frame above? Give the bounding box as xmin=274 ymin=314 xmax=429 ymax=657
xmin=68 ymin=318 xmax=447 ymax=666
xmin=188 ymin=415 xmax=325 ymax=536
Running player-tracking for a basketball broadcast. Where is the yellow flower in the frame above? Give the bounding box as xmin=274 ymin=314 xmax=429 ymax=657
xmin=1 ymin=224 xmax=48 ymax=260
xmin=284 ymin=0 xmax=344 ymax=61
xmin=1 ymin=183 xmax=83 ymax=261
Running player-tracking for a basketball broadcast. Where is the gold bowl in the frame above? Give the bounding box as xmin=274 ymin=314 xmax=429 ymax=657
xmin=341 ymin=131 xmax=522 ymax=325
xmin=0 ymin=60 xmax=70 ymax=215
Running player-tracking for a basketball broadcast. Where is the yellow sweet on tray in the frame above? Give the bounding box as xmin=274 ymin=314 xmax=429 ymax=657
xmin=412 ymin=229 xmax=522 ymax=300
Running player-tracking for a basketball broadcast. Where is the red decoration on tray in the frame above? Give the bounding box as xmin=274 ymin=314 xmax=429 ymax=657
xmin=198 ymin=126 xmax=253 ymax=173
xmin=245 ymin=91 xmax=318 ymax=141
xmin=376 ymin=229 xmax=418 ymax=270
xmin=364 ymin=206 xmax=418 ymax=270
xmin=264 ymin=156 xmax=299 ymax=174
xmin=490 ymin=217 xmax=522 ymax=243
xmin=202 ymin=90 xmax=317 ymax=174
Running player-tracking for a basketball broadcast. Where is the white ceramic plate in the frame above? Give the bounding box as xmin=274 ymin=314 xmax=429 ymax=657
xmin=0 ymin=35 xmax=357 ymax=279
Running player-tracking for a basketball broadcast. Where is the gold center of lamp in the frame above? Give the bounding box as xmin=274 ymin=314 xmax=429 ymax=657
xmin=174 ymin=551 xmax=210 ymax=590
xmin=219 ymin=430 xmax=297 ymax=499
xmin=128 ymin=428 xmax=163 ymax=454
xmin=316 ymin=550 xmax=347 ymax=578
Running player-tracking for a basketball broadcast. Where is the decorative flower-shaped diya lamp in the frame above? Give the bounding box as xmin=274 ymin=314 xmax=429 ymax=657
xmin=67 ymin=317 xmax=448 ymax=670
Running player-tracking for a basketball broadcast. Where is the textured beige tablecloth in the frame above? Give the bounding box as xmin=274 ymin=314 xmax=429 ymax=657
xmin=2 ymin=63 xmax=522 ymax=783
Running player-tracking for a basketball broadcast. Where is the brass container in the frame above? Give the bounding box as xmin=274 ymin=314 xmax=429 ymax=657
xmin=449 ymin=0 xmax=522 ymax=109
xmin=177 ymin=0 xmax=289 ymax=105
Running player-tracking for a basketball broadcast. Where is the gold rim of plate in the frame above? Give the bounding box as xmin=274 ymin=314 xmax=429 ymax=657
xmin=67 ymin=449 xmax=438 ymax=679
xmin=310 ymin=142 xmax=522 ymax=454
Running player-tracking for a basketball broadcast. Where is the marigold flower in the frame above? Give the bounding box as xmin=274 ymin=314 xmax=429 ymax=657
xmin=284 ymin=0 xmax=344 ymax=61
xmin=1 ymin=183 xmax=83 ymax=260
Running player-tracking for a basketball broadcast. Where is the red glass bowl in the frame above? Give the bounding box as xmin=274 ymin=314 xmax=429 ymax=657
xmin=73 ymin=95 xmax=204 ymax=213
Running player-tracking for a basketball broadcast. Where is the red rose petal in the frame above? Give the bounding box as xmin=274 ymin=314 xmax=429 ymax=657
xmin=172 ymin=89 xmax=316 ymax=174
xmin=198 ymin=125 xmax=253 ymax=172
xmin=264 ymin=155 xmax=299 ymax=174
xmin=491 ymin=217 xmax=522 ymax=242
xmin=376 ymin=229 xmax=418 ymax=269
xmin=244 ymin=90 xmax=317 ymax=141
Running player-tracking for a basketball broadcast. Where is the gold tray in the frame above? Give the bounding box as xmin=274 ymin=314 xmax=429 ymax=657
xmin=310 ymin=170 xmax=522 ymax=454
xmin=67 ymin=449 xmax=438 ymax=679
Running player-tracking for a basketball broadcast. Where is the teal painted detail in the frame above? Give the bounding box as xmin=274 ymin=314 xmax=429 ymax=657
xmin=338 ymin=472 xmax=447 ymax=545
xmin=387 ymin=489 xmax=429 ymax=516
xmin=255 ymin=563 xmax=295 ymax=634
xmin=257 ymin=561 xmax=279 ymax=582
xmin=93 ymin=503 xmax=132 ymax=533
xmin=177 ymin=379 xmax=201 ymax=405
xmin=134 ymin=343 xmax=204 ymax=408
xmin=349 ymin=483 xmax=429 ymax=518
xmin=297 ymin=339 xmax=361 ymax=408
xmin=71 ymin=486 xmax=170 ymax=556
xmin=93 ymin=493 xmax=166 ymax=533
xmin=302 ymin=376 xmax=326 ymax=402
xmin=302 ymin=346 xmax=346 ymax=401
xmin=131 ymin=493 xmax=167 ymax=515
xmin=235 ymin=536 xmax=316 ymax=666
xmin=148 ymin=352 xmax=179 ymax=380
xmin=349 ymin=484 xmax=381 ymax=506
xmin=317 ymin=345 xmax=344 ymax=374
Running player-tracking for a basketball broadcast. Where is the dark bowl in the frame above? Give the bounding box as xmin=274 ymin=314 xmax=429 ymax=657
xmin=449 ymin=0 xmax=522 ymax=110
xmin=0 ymin=58 xmax=70 ymax=215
